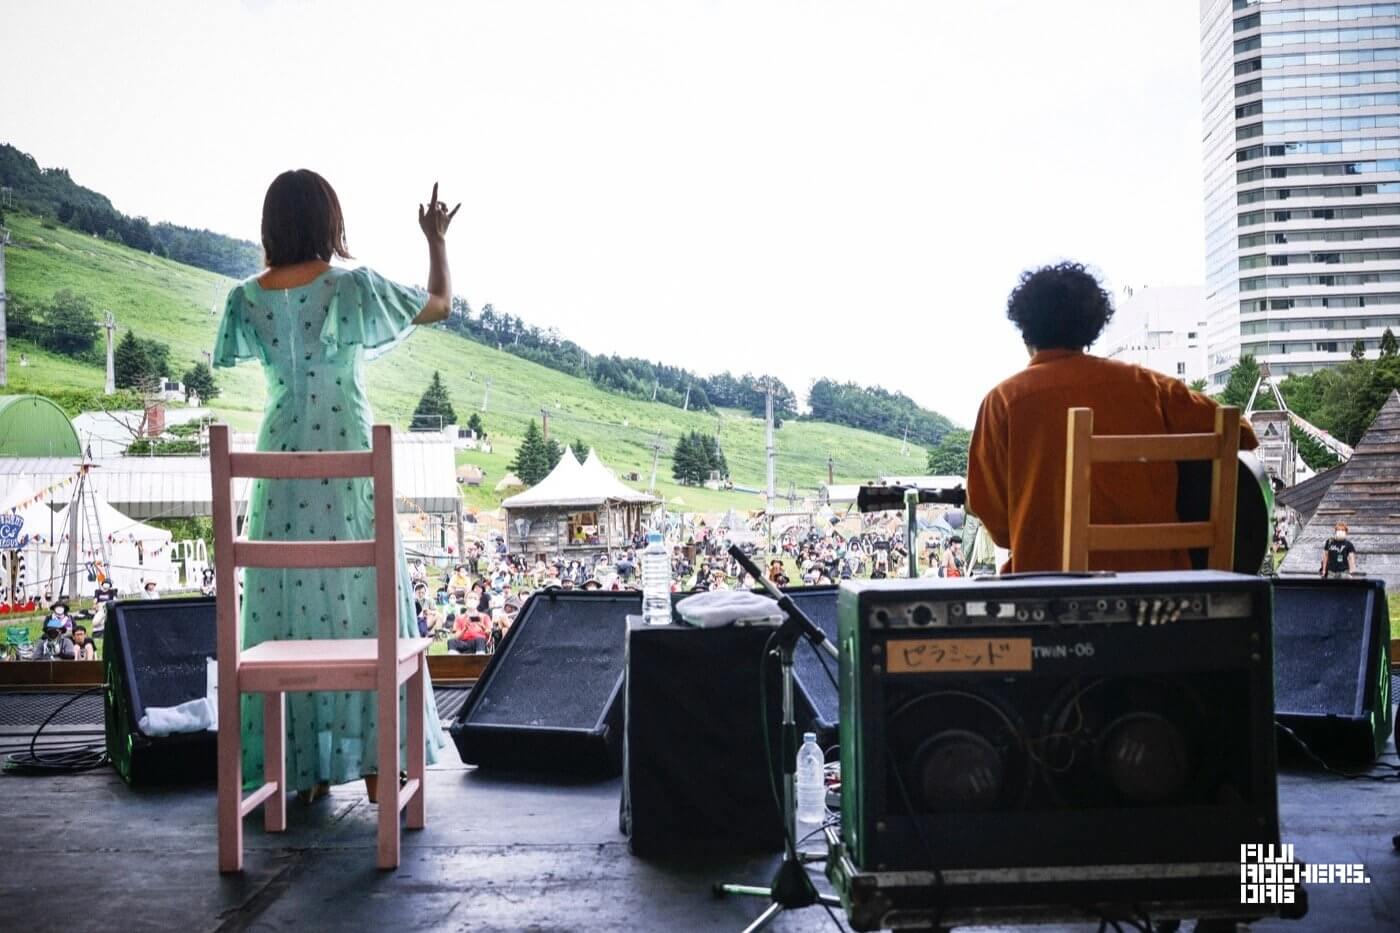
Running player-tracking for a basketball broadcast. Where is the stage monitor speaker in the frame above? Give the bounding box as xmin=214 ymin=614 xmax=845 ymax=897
xmin=450 ymin=589 xmax=636 ymax=777
xmin=788 ymin=586 xmax=840 ymax=745
xmin=837 ymin=572 xmax=1286 ymax=923
xmin=1273 ymin=576 xmax=1393 ymax=763
xmin=621 ymin=616 xmax=784 ymax=858
xmin=104 ymin=596 xmax=217 ymax=786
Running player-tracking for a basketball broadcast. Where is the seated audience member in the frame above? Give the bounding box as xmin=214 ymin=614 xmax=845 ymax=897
xmin=71 ymin=625 xmax=95 ymax=660
xmin=967 ymin=262 xmax=1258 ymax=573
xmin=448 ymin=611 xmax=490 ymax=654
xmin=36 ymin=622 xmax=75 ymax=660
xmin=45 ymin=602 xmax=72 ymax=633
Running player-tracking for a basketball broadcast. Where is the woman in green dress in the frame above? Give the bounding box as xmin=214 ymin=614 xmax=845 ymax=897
xmin=214 ymin=170 xmax=458 ymax=802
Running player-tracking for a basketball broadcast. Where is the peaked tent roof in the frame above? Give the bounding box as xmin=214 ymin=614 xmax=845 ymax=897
xmin=1275 ymin=462 xmax=1344 ymax=526
xmin=1280 ymin=390 xmax=1400 ymax=589
xmin=503 ymin=449 xmax=657 ymax=510
xmin=581 ymin=450 xmax=659 ymax=505
xmin=52 ymin=488 xmax=173 ymax=546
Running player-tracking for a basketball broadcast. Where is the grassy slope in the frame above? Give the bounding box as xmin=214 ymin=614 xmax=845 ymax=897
xmin=4 ymin=211 xmax=929 ymax=513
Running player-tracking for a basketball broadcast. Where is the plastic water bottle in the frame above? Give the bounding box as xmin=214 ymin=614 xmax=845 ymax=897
xmin=641 ymin=532 xmax=671 ymax=625
xmin=795 ymin=731 xmax=825 ymax=841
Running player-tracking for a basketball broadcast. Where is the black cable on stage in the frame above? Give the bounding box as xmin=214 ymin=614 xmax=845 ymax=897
xmin=2 ymin=686 xmax=109 ymax=775
xmin=821 ymin=901 xmax=847 ymax=932
xmin=1275 ymin=722 xmax=1400 ymax=782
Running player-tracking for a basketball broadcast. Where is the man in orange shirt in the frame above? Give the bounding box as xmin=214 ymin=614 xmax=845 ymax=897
xmin=967 ymin=262 xmax=1258 ymax=573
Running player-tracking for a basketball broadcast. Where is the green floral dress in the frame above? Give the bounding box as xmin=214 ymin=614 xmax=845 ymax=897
xmin=214 ymin=265 xmax=447 ymax=789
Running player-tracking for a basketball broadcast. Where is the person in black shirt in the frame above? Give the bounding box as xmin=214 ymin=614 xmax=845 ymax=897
xmin=1320 ymin=521 xmax=1357 ymax=578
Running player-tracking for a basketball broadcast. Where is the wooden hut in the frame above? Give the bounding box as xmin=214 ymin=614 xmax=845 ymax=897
xmin=1279 ymin=390 xmax=1400 ymax=589
xmin=502 ymin=450 xmax=658 ymax=560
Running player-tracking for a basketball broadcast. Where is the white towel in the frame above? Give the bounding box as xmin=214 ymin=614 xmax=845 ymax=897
xmin=138 ymin=697 xmax=215 ymax=737
xmin=675 ymin=590 xmax=785 ymax=628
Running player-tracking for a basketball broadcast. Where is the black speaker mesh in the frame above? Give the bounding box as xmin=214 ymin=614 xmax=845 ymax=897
xmin=115 ymin=598 xmax=217 ymax=722
xmin=789 ymin=587 xmax=839 ymax=729
xmin=470 ymin=591 xmax=636 ymax=730
xmin=1273 ymin=585 xmax=1371 ymax=717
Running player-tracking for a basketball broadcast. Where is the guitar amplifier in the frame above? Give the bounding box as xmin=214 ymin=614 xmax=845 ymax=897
xmin=835 ymin=572 xmax=1300 ymax=929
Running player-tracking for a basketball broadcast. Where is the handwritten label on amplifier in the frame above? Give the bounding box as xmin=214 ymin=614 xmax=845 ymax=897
xmin=887 ymin=638 xmax=1032 ymax=673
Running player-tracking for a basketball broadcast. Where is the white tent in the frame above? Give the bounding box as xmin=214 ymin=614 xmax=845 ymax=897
xmin=52 ymin=489 xmax=175 ymax=596
xmin=0 ymin=478 xmax=65 ymax=604
xmin=579 ymin=450 xmax=657 ymax=504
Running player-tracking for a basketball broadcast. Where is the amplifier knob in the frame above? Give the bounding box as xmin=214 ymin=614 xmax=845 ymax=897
xmin=912 ymin=605 xmax=934 ymax=627
xmin=1015 ymin=608 xmax=1029 ymax=621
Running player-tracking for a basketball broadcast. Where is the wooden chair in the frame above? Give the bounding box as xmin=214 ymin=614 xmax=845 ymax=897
xmin=211 ymin=423 xmax=430 ymax=872
xmin=1061 ymin=406 xmax=1241 ymax=572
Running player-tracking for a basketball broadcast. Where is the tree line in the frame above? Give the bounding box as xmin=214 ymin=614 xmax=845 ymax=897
xmin=442 ymin=297 xmax=801 ymax=423
xmin=0 ymin=143 xmax=262 ymax=277
xmin=809 ymin=378 xmax=956 ymax=448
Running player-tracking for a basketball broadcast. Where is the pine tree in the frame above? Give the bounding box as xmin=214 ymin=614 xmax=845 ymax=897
xmin=1382 ymin=328 xmax=1398 ymax=359
xmin=673 ymin=432 xmax=708 ymax=485
xmin=114 ymin=330 xmax=153 ymax=389
xmin=411 ymin=371 xmax=457 ymax=431
xmin=671 ymin=432 xmax=694 ymax=484
xmin=510 ymin=420 xmax=550 ymax=485
xmin=182 ymin=361 xmax=220 ymax=402
xmin=546 ymin=437 xmax=566 ymax=471
xmin=467 ymin=412 xmax=485 ymax=437
xmin=571 ymin=438 xmax=589 ymax=461
xmin=1351 ymin=339 xmax=1367 ymax=361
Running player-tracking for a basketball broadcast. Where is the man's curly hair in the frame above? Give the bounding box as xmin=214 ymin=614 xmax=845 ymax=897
xmin=1005 ymin=261 xmax=1114 ymax=350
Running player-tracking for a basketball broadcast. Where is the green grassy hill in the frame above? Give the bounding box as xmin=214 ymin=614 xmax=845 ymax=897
xmin=3 ymin=210 xmax=931 ymax=512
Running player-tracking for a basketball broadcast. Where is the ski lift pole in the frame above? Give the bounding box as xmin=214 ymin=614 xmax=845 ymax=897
xmin=905 ymin=487 xmax=920 ymax=579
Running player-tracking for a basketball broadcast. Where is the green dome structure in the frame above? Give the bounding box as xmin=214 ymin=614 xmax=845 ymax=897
xmin=0 ymin=395 xmax=82 ymax=458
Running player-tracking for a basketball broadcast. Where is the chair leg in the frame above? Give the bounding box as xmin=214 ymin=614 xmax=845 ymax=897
xmin=406 ymin=655 xmax=426 ymax=830
xmin=217 ymin=685 xmax=242 ymax=873
xmin=376 ymin=674 xmax=401 ymax=870
xmin=263 ymin=692 xmax=286 ymax=833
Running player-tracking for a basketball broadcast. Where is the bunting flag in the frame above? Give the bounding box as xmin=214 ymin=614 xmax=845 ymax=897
xmin=4 ymin=470 xmax=81 ymax=513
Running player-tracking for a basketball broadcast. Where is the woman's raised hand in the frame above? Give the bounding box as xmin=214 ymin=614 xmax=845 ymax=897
xmin=418 ymin=182 xmax=461 ymax=242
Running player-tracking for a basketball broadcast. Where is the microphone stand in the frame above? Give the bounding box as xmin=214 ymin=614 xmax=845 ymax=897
xmin=713 ymin=544 xmax=840 ymax=932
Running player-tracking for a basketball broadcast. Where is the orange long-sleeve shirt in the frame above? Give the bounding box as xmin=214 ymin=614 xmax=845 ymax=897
xmin=967 ymin=350 xmax=1258 ymax=573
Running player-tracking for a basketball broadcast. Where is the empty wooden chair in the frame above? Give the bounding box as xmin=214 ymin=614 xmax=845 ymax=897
xmin=1062 ymin=406 xmax=1241 ymax=572
xmin=211 ymin=423 xmax=430 ymax=872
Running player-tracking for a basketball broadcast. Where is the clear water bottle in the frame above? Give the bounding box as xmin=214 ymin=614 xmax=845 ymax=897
xmin=795 ymin=731 xmax=825 ymax=839
xmin=641 ymin=532 xmax=671 ymax=625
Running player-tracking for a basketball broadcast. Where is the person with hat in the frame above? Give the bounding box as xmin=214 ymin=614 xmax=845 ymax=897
xmin=44 ymin=599 xmax=71 ymax=629
xmin=37 ymin=618 xmax=75 ymax=660
xmin=142 ymin=580 xmax=160 ymax=600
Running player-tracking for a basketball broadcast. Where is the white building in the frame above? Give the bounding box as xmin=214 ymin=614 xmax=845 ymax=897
xmin=1095 ymin=286 xmax=1209 ymax=384
xmin=1201 ymin=0 xmax=1400 ymax=387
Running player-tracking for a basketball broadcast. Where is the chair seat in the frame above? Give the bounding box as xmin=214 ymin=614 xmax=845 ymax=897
xmin=238 ymin=637 xmax=432 ymax=693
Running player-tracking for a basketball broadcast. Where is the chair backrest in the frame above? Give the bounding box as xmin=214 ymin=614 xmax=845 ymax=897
xmin=1061 ymin=405 xmax=1241 ymax=572
xmin=209 ymin=424 xmax=398 ymax=676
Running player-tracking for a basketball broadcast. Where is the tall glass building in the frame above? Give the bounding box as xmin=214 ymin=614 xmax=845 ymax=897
xmin=1201 ymin=0 xmax=1400 ymax=388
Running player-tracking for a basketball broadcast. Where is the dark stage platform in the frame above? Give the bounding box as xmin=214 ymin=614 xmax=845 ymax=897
xmin=0 ymin=694 xmax=1397 ymax=932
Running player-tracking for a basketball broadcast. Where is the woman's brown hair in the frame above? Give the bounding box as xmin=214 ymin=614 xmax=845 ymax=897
xmin=260 ymin=169 xmax=352 ymax=268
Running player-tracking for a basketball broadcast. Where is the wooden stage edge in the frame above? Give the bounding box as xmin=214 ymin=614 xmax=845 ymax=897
xmin=0 ymin=653 xmax=489 ymax=690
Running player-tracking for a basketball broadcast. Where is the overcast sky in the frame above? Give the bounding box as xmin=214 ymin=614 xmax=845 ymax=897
xmin=3 ymin=0 xmax=1205 ymax=426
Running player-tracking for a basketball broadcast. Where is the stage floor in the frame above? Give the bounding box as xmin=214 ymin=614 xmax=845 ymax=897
xmin=0 ymin=702 xmax=1396 ymax=932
